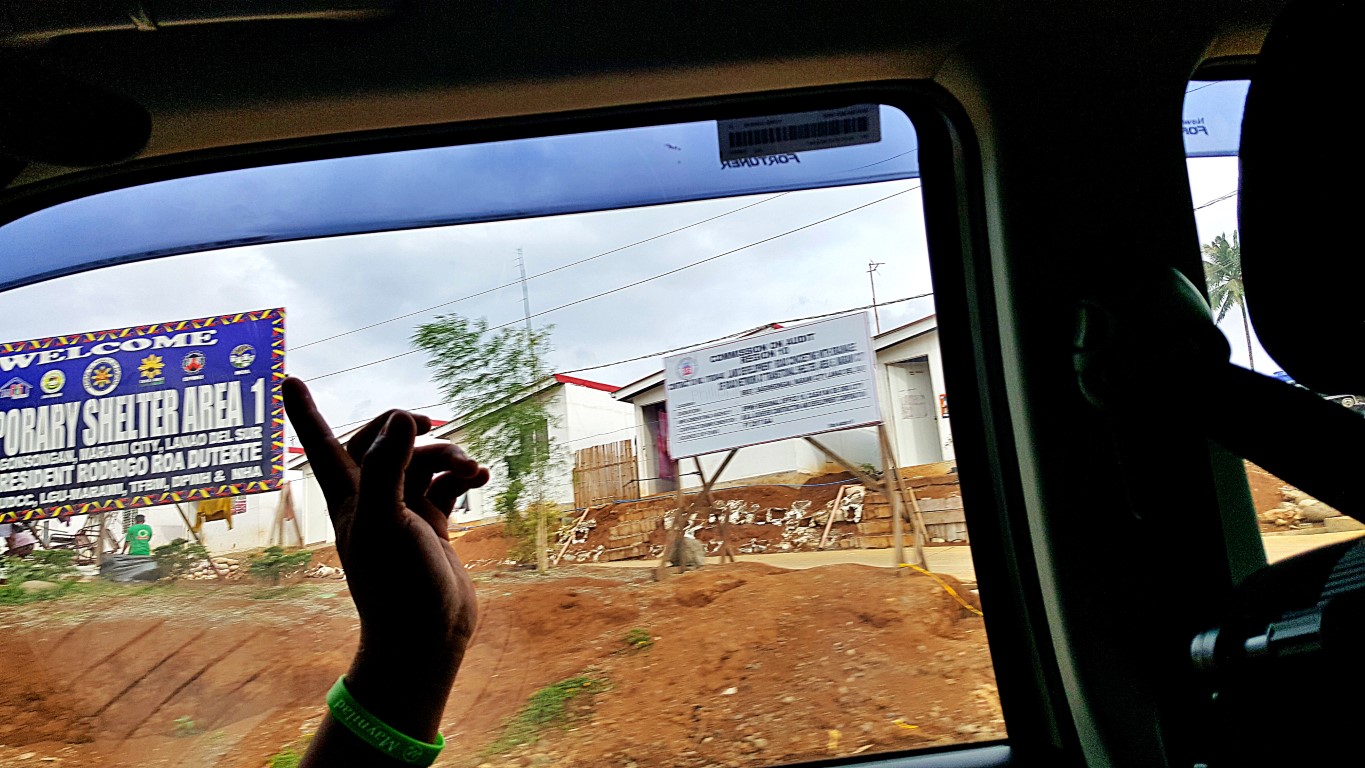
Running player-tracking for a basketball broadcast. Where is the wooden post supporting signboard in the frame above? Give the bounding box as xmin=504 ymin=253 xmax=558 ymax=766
xmin=698 ymin=451 xmax=739 ymax=564
xmin=95 ymin=511 xmax=108 ymax=566
xmin=878 ymin=424 xmax=928 ymax=569
xmin=175 ymin=503 xmax=225 ymax=581
xmin=656 ymin=459 xmax=686 ymax=580
xmin=807 ymin=430 xmax=927 ymax=569
xmin=655 ymin=449 xmax=738 ymax=578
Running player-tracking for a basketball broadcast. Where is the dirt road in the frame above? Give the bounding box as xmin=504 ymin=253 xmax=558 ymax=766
xmin=0 ymin=563 xmax=998 ymax=768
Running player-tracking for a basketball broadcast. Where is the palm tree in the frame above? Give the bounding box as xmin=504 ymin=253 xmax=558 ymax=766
xmin=1202 ymin=230 xmax=1254 ymax=370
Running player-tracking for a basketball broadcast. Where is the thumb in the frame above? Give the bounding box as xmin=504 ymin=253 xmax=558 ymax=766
xmin=357 ymin=412 xmax=416 ymax=518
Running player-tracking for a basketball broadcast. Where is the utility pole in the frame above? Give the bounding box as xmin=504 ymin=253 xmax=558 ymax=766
xmin=517 ymin=248 xmax=550 ymax=574
xmin=516 ymin=248 xmax=532 ymax=336
xmin=867 ymin=260 xmax=885 ymax=334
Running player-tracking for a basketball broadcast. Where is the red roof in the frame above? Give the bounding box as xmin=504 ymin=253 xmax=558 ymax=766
xmin=554 ymin=373 xmax=618 ymax=393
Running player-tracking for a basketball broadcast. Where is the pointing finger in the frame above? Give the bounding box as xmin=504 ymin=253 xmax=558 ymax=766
xmin=282 ymin=377 xmax=355 ymax=511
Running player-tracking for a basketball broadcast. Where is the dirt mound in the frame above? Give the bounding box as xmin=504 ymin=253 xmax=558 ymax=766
xmin=466 ymin=563 xmax=996 ymax=767
xmin=452 ymin=522 xmax=514 ymax=569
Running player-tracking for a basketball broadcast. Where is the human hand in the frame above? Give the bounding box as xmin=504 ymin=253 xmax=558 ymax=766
xmin=283 ymin=376 xmax=490 ymax=742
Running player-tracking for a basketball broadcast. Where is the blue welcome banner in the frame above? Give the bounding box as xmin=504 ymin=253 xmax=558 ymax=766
xmin=0 ymin=308 xmax=285 ymax=523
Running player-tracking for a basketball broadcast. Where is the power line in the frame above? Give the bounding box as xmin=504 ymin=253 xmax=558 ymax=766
xmin=291 ymin=185 xmax=1230 ymax=438
xmin=306 ymin=184 xmax=920 ymax=382
xmin=291 ymin=191 xmax=792 ymax=350
xmin=558 ymin=291 xmax=933 ymax=376
xmin=296 ymin=290 xmax=935 ymax=438
xmin=1184 ymin=80 xmax=1232 ymax=95
xmin=1194 ymin=190 xmax=1237 ymax=211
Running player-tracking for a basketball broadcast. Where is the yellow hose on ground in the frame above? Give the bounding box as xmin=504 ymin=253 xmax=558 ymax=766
xmin=899 ymin=563 xmax=984 ymax=616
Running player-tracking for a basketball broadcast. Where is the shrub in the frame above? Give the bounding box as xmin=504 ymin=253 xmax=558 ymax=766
xmin=5 ymin=549 xmax=77 ymax=583
xmin=152 ymin=538 xmax=210 ymax=581
xmin=247 ymin=546 xmax=313 ymax=585
xmin=0 ymin=550 xmax=80 ymax=603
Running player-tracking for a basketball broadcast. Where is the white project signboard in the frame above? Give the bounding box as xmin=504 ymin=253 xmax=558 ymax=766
xmin=664 ymin=313 xmax=881 ymax=459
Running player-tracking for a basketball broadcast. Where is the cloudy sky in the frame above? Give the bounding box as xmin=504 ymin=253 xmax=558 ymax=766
xmin=0 ymin=90 xmax=1255 ymax=452
xmin=0 ymin=177 xmax=935 ymax=447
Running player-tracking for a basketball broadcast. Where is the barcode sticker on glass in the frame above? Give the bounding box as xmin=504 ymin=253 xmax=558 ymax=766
xmin=717 ymin=105 xmax=881 ymax=161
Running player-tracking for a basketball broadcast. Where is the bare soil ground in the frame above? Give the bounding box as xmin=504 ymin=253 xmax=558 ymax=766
xmin=0 ymin=561 xmax=998 ymax=768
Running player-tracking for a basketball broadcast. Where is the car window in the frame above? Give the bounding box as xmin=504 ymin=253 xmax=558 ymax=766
xmin=1185 ymin=79 xmax=1365 ymax=564
xmin=0 ymin=103 xmax=1005 ymax=767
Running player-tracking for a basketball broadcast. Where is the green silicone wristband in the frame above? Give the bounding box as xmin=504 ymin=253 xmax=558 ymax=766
xmin=326 ymin=676 xmax=445 ymax=766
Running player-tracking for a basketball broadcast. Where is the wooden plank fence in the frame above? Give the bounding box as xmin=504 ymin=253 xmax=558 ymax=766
xmin=860 ymin=493 xmax=968 ymax=543
xmin=572 ymin=439 xmax=640 ymax=510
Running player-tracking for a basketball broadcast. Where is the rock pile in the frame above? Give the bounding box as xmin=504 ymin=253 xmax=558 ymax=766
xmin=1259 ymin=486 xmax=1339 ymax=529
xmin=304 ymin=564 xmax=346 ymax=579
xmin=182 ymin=556 xmax=244 ymax=581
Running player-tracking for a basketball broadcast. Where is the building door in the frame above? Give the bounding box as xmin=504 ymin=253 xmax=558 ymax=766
xmin=888 ymin=357 xmax=943 ymax=467
xmin=642 ymin=402 xmax=676 ymax=495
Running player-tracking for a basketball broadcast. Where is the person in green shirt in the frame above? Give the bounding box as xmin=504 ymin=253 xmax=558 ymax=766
xmin=123 ymin=515 xmax=153 ymax=556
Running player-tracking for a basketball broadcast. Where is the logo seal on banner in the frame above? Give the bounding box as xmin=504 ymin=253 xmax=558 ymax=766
xmin=182 ymin=351 xmax=206 ymax=375
xmin=230 ymin=344 xmax=256 ymax=369
xmin=0 ymin=377 xmax=31 ymax=400
xmin=82 ymin=357 xmax=121 ymax=396
xmin=40 ymin=370 xmax=65 ymax=395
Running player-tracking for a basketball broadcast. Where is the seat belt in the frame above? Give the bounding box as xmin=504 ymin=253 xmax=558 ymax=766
xmin=1073 ymin=266 xmax=1365 ymax=522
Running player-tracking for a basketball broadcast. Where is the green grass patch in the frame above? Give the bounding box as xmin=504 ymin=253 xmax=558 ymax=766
xmin=249 ymin=584 xmax=307 ymax=600
xmin=486 ymin=675 xmax=606 ymax=754
xmin=623 ymin=628 xmax=653 ymax=651
xmin=265 ymin=734 xmax=312 ymax=768
xmin=173 ymin=716 xmax=200 ymax=737
xmin=266 ymin=748 xmax=303 ymax=768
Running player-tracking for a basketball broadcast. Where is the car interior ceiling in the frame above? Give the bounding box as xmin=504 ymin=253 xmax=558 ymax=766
xmin=3 ymin=1 xmax=1361 ymax=766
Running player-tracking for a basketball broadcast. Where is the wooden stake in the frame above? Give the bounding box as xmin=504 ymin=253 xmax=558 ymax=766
xmin=175 ymin=503 xmax=225 ymax=581
xmin=817 ymin=484 xmax=849 ymax=551
xmin=904 ymin=483 xmax=932 ymax=566
xmin=535 ymin=503 xmax=549 ymax=573
xmin=553 ymin=506 xmax=594 ymax=566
